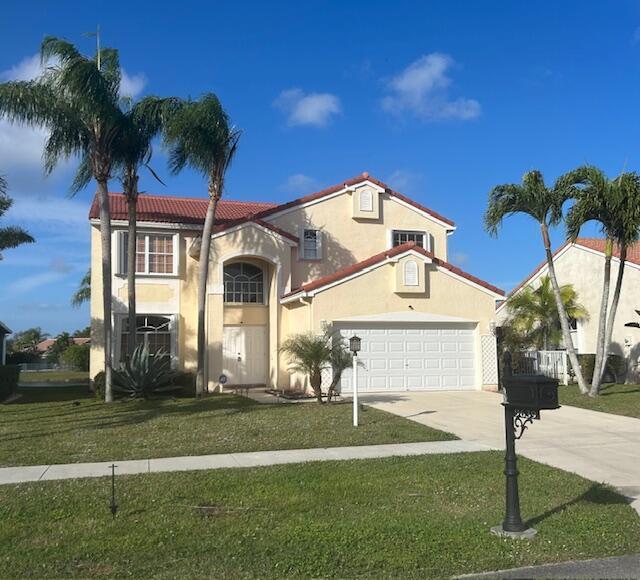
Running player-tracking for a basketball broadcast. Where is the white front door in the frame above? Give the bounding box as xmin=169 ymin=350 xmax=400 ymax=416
xmin=222 ymin=325 xmax=267 ymax=385
xmin=337 ymin=323 xmax=477 ymax=392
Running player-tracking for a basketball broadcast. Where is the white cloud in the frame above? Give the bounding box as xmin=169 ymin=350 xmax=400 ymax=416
xmin=381 ymin=53 xmax=481 ymax=122
xmin=7 ymin=195 xmax=88 ymax=227
xmin=387 ymin=169 xmax=423 ymax=192
xmin=0 ymin=53 xmax=46 ymax=82
xmin=5 ymin=270 xmax=66 ymax=295
xmin=280 ymin=173 xmax=319 ymax=193
xmin=274 ymin=88 xmax=342 ymax=127
xmin=120 ymin=69 xmax=146 ymax=99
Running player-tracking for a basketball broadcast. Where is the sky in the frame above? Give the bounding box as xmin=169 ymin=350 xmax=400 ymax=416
xmin=1 ymin=0 xmax=639 ymax=336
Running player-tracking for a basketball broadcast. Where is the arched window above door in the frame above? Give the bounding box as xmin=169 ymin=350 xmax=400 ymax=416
xmin=224 ymin=262 xmax=264 ymax=303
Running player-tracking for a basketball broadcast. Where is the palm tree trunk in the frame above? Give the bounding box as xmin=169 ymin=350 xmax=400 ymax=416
xmin=540 ymin=223 xmax=588 ymax=394
xmin=127 ymin=196 xmax=138 ymax=360
xmin=590 ymin=239 xmax=612 ymax=396
xmin=97 ymin=178 xmax=113 ymax=402
xmin=599 ymin=244 xmax=627 ymax=387
xmin=195 ymin=190 xmax=219 ymax=397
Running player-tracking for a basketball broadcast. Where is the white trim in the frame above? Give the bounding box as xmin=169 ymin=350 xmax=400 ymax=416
xmin=281 ymin=248 xmax=504 ymax=303
xmin=114 ymin=230 xmax=180 ymax=278
xmin=114 ymin=313 xmax=178 ymax=367
xmin=210 ymin=251 xmax=288 ymax=297
xmin=388 ymin=195 xmax=456 ymax=232
xmin=264 ymin=179 xmax=385 ymax=220
xmin=389 ymin=229 xmax=430 ymax=252
xmin=92 ymin=218 xmax=198 ymax=231
xmin=333 ymin=311 xmax=477 ymax=324
xmin=210 ymin=221 xmax=298 ymax=246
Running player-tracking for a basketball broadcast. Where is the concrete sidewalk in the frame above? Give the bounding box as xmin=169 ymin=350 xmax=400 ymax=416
xmin=0 ymin=439 xmax=491 ymax=485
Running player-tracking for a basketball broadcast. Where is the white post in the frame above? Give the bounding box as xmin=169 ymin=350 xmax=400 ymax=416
xmin=352 ymin=353 xmax=359 ymax=427
xmin=562 ymin=351 xmax=569 ymax=386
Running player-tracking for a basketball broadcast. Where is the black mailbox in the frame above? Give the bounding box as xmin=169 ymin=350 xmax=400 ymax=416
xmin=503 ymin=374 xmax=559 ymax=411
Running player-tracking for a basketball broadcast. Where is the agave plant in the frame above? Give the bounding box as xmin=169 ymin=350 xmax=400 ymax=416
xmin=112 ymin=343 xmax=178 ymax=399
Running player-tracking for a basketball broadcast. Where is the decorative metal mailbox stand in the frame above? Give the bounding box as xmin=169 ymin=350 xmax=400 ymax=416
xmin=491 ymin=352 xmax=560 ymax=539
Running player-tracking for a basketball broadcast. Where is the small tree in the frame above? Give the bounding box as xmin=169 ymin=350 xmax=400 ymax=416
xmin=61 ymin=343 xmax=90 ymax=371
xmin=326 ymin=337 xmax=353 ymax=402
xmin=280 ymin=332 xmax=332 ymax=403
xmin=10 ymin=327 xmax=48 ymax=354
xmin=506 ymin=276 xmax=588 ymax=350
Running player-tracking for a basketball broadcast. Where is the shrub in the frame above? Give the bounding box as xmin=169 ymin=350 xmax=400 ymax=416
xmin=0 ymin=365 xmax=20 ymax=401
xmin=61 ymin=344 xmax=90 ymax=371
xmin=93 ymin=371 xmax=105 ymax=399
xmin=172 ymin=371 xmax=196 ymax=398
xmin=112 ymin=344 xmax=178 ymax=399
xmin=577 ymin=353 xmax=625 ymax=383
xmin=6 ymin=351 xmax=39 ymax=365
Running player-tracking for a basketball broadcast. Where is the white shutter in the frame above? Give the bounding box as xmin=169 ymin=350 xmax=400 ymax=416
xmin=404 ymin=260 xmax=419 ymax=286
xmin=359 ymin=190 xmax=373 ymax=212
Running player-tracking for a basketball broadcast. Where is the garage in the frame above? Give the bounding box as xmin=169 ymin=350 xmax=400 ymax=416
xmin=335 ymin=314 xmax=477 ymax=392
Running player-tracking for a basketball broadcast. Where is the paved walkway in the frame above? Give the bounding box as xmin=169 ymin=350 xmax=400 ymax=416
xmin=458 ymin=553 xmax=640 ymax=579
xmin=0 ymin=439 xmax=491 ymax=485
xmin=361 ymin=391 xmax=640 ymax=513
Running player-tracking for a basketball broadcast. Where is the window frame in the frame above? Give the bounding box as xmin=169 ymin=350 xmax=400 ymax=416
xmin=117 ymin=231 xmax=179 ymax=277
xmin=403 ymin=259 xmax=420 ymax=286
xmin=223 ymin=262 xmax=266 ymax=305
xmin=300 ymin=228 xmax=322 ymax=261
xmin=115 ymin=313 xmax=177 ymax=366
xmin=390 ymin=229 xmax=429 ymax=251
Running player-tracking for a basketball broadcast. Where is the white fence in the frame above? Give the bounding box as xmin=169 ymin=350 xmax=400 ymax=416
xmin=516 ymin=350 xmax=569 ymax=385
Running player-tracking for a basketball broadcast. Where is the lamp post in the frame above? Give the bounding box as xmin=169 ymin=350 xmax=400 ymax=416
xmin=349 ymin=335 xmax=361 ymax=427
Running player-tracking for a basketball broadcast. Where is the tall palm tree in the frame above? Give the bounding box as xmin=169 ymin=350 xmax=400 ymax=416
xmin=485 ymin=170 xmax=589 ymax=393
xmin=564 ymin=166 xmax=640 ymax=395
xmin=74 ymin=96 xmax=182 ymax=359
xmin=0 ymin=175 xmax=34 ymax=259
xmin=0 ymin=37 xmax=127 ymax=402
xmin=162 ymin=94 xmax=241 ymax=396
xmin=506 ymin=276 xmax=588 ymax=350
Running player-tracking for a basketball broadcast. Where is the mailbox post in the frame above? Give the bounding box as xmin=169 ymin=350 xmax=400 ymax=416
xmin=492 ymin=352 xmax=560 ymax=539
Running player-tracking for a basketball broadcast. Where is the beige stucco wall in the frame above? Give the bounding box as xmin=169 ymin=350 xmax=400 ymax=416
xmin=281 ymin=260 xmax=498 ymax=389
xmin=89 ymin=226 xmax=104 ymax=379
xmin=500 ymin=245 xmax=640 ymax=360
xmin=267 ymin=190 xmax=450 ymax=289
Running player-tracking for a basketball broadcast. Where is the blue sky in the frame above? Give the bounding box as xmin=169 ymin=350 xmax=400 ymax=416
xmin=1 ymin=0 xmax=639 ymax=335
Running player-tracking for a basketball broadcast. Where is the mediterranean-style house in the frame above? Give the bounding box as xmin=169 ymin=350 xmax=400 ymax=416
xmin=89 ymin=173 xmax=505 ymax=393
xmin=497 ymin=238 xmax=640 ymax=374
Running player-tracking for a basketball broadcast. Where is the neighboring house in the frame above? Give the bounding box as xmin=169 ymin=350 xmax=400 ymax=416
xmin=89 ymin=172 xmax=505 ymax=393
xmin=0 ymin=321 xmax=11 ymax=365
xmin=36 ymin=337 xmax=91 ymax=356
xmin=497 ymin=237 xmax=640 ymax=366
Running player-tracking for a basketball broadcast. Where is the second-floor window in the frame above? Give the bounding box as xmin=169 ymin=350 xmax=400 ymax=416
xmin=392 ymin=230 xmax=426 ymax=249
xmin=301 ymin=228 xmax=322 ymax=260
xmin=119 ymin=232 xmax=177 ymax=275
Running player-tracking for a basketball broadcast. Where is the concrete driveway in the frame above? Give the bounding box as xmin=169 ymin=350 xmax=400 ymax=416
xmin=361 ymin=391 xmax=640 ymax=513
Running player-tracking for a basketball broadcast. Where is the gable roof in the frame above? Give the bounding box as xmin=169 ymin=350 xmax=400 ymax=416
xmin=496 ymin=237 xmax=640 ymax=311
xmin=36 ymin=337 xmax=91 ymax=353
xmin=88 ymin=172 xmax=455 ymax=229
xmin=282 ymin=242 xmax=504 ymax=301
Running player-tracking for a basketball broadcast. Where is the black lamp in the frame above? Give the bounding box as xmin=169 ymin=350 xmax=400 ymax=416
xmin=349 ymin=335 xmax=361 ymax=355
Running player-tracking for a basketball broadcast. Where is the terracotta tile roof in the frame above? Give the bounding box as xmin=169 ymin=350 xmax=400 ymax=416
xmin=211 ymin=217 xmax=299 ymax=243
xmin=88 ymin=172 xmax=455 ymax=229
xmin=89 ymin=193 xmax=277 ymax=225
xmin=496 ymin=237 xmax=640 ymax=310
xmin=36 ymin=337 xmax=91 ymax=353
xmin=283 ymin=242 xmax=504 ymax=298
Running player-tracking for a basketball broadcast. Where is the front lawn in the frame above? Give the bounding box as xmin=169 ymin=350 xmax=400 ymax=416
xmin=559 ymin=383 xmax=640 ymax=419
xmin=18 ymin=370 xmax=89 ymax=384
xmin=1 ymin=452 xmax=638 ymax=578
xmin=0 ymin=387 xmax=454 ymax=467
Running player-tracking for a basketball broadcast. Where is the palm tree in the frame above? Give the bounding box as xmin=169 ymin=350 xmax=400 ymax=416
xmin=485 ymin=170 xmax=589 ymax=394
xmin=0 ymin=37 xmax=127 ymax=401
xmin=162 ymin=94 xmax=241 ymax=396
xmin=564 ymin=166 xmax=640 ymax=395
xmin=74 ymin=96 xmax=181 ymax=359
xmin=0 ymin=175 xmax=34 ymax=259
xmin=280 ymin=332 xmax=332 ymax=403
xmin=506 ymin=276 xmax=588 ymax=350
xmin=71 ymin=269 xmax=91 ymax=307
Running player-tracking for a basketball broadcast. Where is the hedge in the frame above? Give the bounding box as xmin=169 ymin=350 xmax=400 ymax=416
xmin=0 ymin=365 xmax=20 ymax=401
xmin=576 ymin=353 xmax=626 ymax=383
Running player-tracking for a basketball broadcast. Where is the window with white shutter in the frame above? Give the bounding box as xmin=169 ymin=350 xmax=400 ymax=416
xmin=359 ymin=189 xmax=373 ymax=212
xmin=300 ymin=228 xmax=322 ymax=260
xmin=403 ymin=260 xmax=419 ymax=286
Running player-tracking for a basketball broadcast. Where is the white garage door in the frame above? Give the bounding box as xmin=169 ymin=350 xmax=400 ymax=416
xmin=336 ymin=323 xmax=476 ymax=392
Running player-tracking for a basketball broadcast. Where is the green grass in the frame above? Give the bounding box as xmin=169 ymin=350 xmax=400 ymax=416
xmin=1 ymin=453 xmax=638 ymax=578
xmin=0 ymin=386 xmax=454 ymax=467
xmin=18 ymin=370 xmax=89 ymax=384
xmin=559 ymin=383 xmax=640 ymax=419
